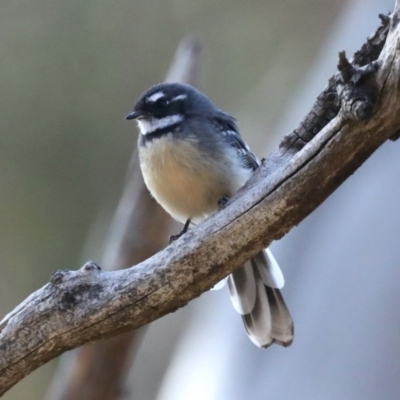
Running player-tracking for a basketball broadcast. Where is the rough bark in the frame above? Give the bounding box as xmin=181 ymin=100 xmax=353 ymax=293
xmin=1 ymin=5 xmax=400 ymax=397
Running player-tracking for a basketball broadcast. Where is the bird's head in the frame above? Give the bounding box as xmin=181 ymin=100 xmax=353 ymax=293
xmin=126 ymin=82 xmax=216 ymax=136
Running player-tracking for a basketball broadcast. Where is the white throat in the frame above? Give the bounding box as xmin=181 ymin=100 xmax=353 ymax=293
xmin=138 ymin=115 xmax=184 ymax=135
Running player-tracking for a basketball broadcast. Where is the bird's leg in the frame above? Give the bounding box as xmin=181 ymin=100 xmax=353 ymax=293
xmin=169 ymin=218 xmax=191 ymax=244
xmin=218 ymin=196 xmax=230 ymax=210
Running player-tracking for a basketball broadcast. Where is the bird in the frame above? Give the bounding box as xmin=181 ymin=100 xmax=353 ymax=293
xmin=126 ymin=82 xmax=293 ymax=348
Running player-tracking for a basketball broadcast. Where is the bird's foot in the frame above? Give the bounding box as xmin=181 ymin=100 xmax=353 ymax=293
xmin=218 ymin=196 xmax=230 ymax=210
xmin=169 ymin=231 xmax=185 ymax=244
xmin=169 ymin=219 xmax=191 ymax=244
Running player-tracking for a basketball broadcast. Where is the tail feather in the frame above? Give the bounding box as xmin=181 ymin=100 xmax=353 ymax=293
xmin=228 ymin=249 xmax=294 ymax=348
xmin=265 ymin=286 xmax=294 ymax=347
xmin=252 ymin=249 xmax=284 ymax=289
xmin=227 ymin=261 xmax=257 ymax=314
xmin=242 ymin=275 xmax=274 ymax=348
xmin=211 ymin=277 xmax=228 ymax=291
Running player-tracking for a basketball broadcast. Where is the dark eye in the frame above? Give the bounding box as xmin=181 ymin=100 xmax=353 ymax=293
xmin=155 ymin=98 xmax=168 ymax=109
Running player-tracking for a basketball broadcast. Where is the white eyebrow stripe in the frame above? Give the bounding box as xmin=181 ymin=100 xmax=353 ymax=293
xmin=147 ymin=91 xmax=165 ymax=102
xmin=138 ymin=115 xmax=184 ymax=135
xmin=221 ymin=130 xmax=237 ymax=136
xmin=171 ymin=94 xmax=187 ymax=101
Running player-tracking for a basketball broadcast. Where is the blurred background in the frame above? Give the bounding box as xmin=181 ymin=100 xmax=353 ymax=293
xmin=1 ymin=0 xmax=398 ymax=399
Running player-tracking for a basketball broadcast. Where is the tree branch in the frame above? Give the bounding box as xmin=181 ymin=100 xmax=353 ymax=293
xmin=1 ymin=5 xmax=400 ymax=396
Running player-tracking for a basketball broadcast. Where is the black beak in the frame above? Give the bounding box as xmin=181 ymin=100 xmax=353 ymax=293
xmin=125 ymin=110 xmax=143 ymax=120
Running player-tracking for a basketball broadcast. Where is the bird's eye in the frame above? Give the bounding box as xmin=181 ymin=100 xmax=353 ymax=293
xmin=155 ymin=98 xmax=168 ymax=109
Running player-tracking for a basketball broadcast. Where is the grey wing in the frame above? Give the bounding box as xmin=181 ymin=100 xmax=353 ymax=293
xmin=212 ymin=111 xmax=260 ymax=171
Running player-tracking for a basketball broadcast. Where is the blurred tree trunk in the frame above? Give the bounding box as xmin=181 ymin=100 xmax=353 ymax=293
xmin=45 ymin=38 xmax=202 ymax=400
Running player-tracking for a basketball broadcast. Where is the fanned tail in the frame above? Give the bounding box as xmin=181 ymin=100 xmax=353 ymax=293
xmin=228 ymin=249 xmax=294 ymax=348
